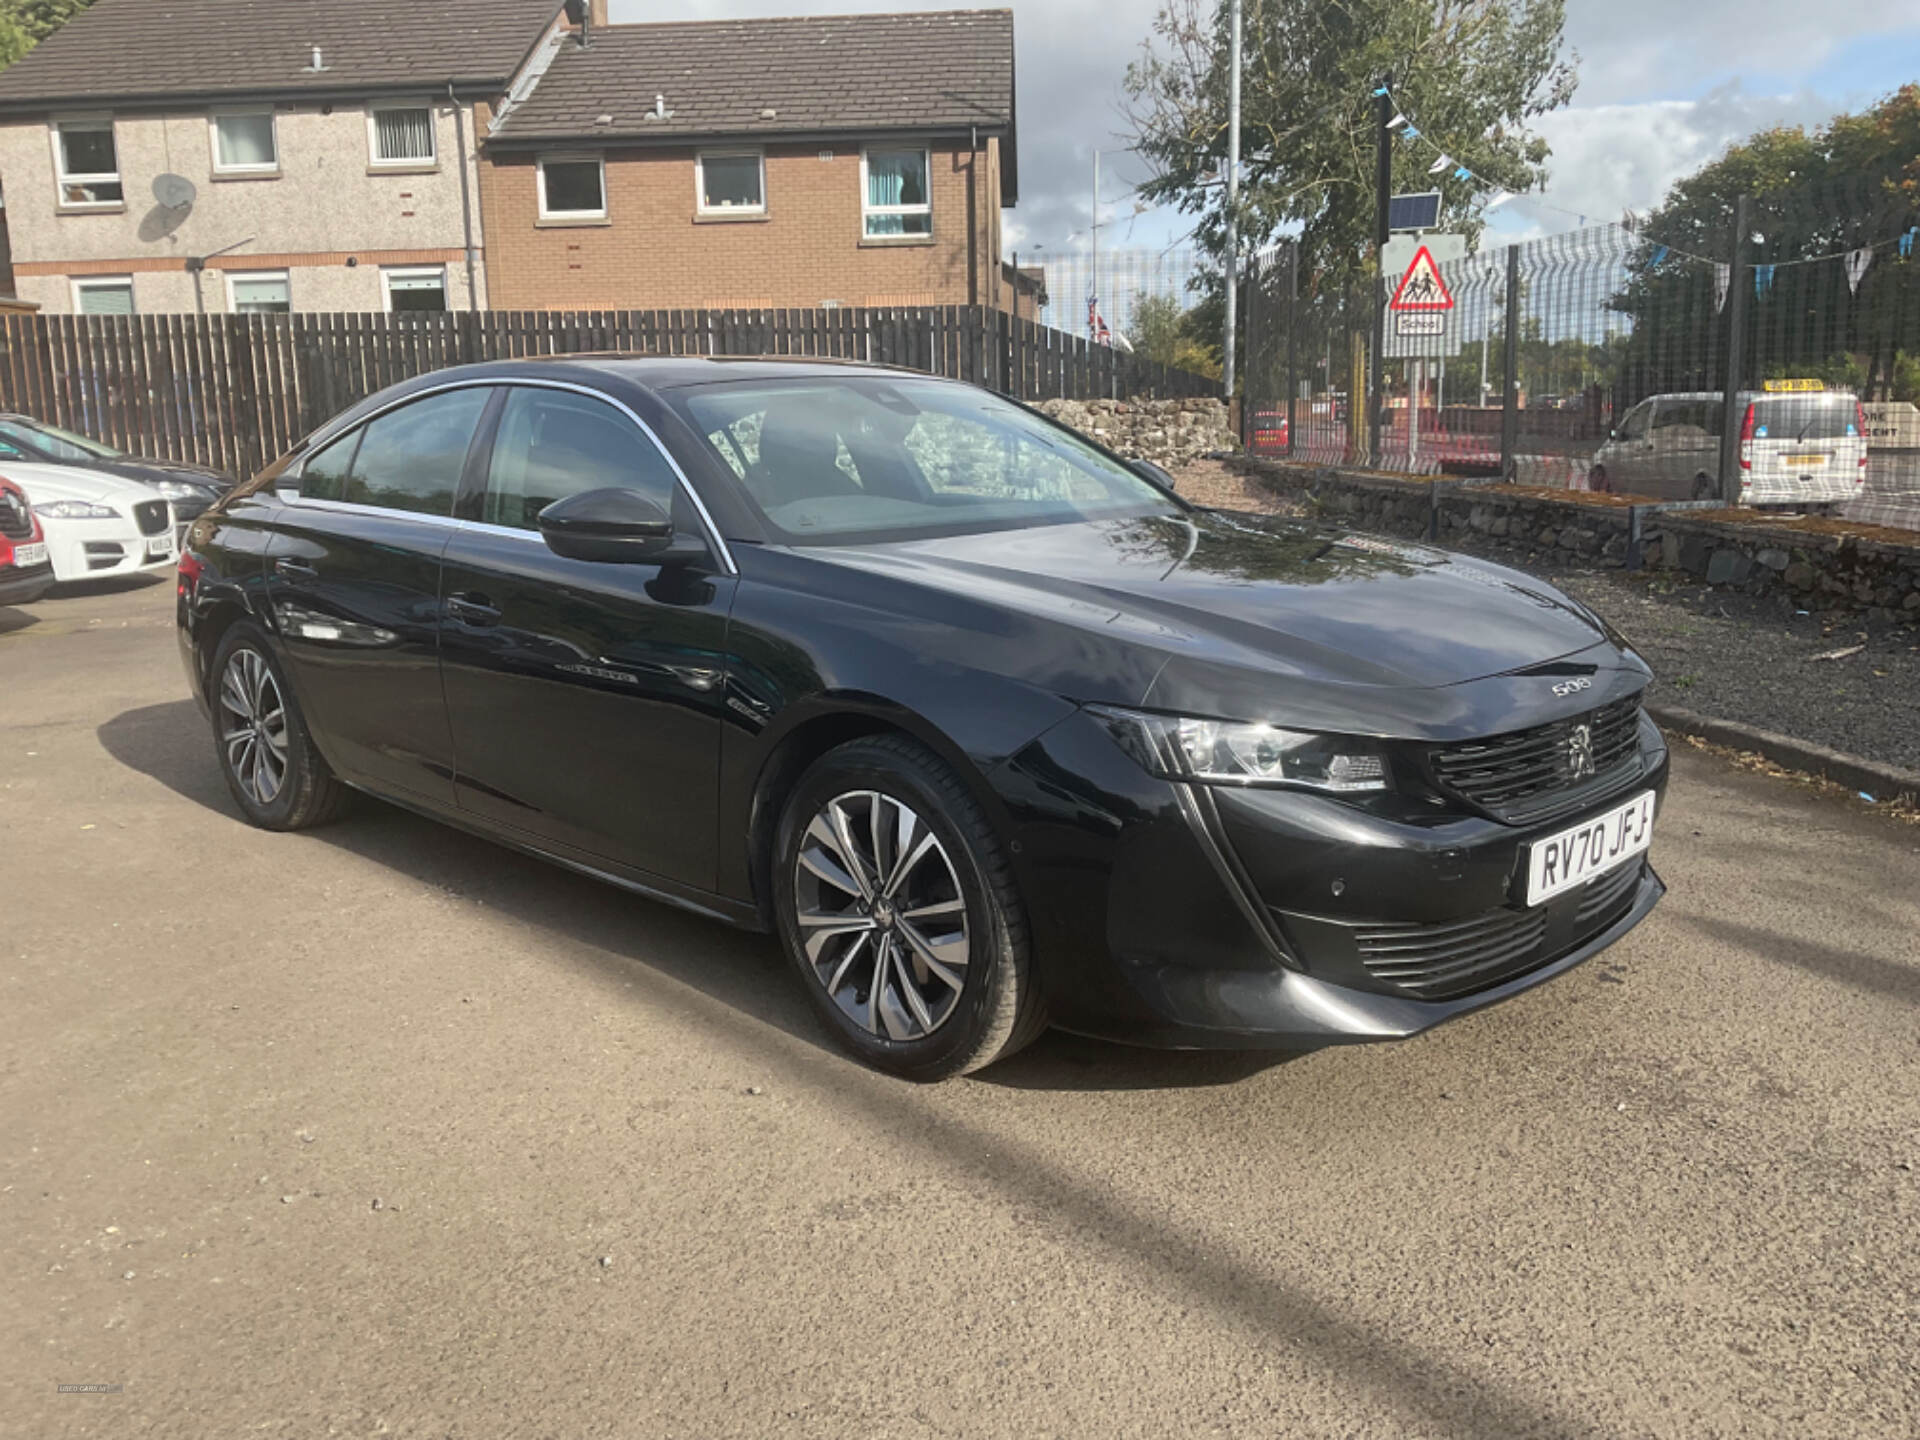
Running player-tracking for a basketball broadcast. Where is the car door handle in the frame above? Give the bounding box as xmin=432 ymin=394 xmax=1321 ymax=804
xmin=273 ymin=558 xmax=318 ymax=580
xmin=445 ymin=591 xmax=501 ymax=625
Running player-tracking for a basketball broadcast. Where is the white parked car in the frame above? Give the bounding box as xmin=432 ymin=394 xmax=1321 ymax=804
xmin=5 ymin=461 xmax=177 ymax=582
xmin=1589 ymin=384 xmax=1868 ymax=506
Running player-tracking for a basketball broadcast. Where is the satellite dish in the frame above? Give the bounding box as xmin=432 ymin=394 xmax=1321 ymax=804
xmin=153 ymin=173 xmax=197 ymax=209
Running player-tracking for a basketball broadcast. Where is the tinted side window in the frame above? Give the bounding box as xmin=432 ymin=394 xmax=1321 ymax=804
xmin=1619 ymin=403 xmax=1651 ymax=440
xmin=482 ymin=388 xmax=678 ymax=530
xmin=299 ymin=430 xmax=361 ymax=501
xmin=344 ymin=388 xmax=489 ymax=515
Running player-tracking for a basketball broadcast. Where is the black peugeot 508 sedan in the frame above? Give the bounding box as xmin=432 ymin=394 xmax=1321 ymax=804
xmin=176 ymin=357 xmax=1666 ymax=1079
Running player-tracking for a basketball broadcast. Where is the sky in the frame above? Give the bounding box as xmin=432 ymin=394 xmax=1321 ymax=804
xmin=611 ymin=0 xmax=1920 ymax=255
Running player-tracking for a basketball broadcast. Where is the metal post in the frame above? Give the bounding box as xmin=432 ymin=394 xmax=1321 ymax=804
xmin=1500 ymin=243 xmax=1520 ymax=479
xmin=1090 ymin=152 xmax=1099 ymax=342
xmin=1221 ymin=0 xmax=1243 ymax=398
xmin=1410 ymin=358 xmax=1422 ymax=468
xmin=1716 ymin=194 xmax=1754 ymax=505
xmin=1369 ymin=85 xmax=1390 ymax=464
xmin=1285 ymin=240 xmax=1298 ymax=456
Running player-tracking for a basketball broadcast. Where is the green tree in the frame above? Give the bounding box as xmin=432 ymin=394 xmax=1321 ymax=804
xmin=0 ymin=0 xmax=99 ymax=65
xmin=1123 ymin=0 xmax=1575 ymax=296
xmin=1127 ymin=291 xmax=1222 ymax=376
xmin=1612 ymin=86 xmax=1920 ymax=400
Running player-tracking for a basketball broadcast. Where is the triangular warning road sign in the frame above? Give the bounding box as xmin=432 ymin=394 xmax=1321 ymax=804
xmin=1389 ymin=244 xmax=1454 ymax=311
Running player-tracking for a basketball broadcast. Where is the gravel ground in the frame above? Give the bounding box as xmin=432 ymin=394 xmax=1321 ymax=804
xmin=1171 ymin=464 xmax=1920 ymax=775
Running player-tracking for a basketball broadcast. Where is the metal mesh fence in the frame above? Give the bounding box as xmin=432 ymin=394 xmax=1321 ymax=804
xmin=1243 ymin=185 xmax=1920 ymax=532
xmin=1028 ymin=246 xmax=1206 ymax=346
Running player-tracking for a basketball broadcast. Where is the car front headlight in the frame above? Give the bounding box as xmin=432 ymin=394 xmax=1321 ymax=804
xmin=34 ymin=499 xmax=118 ymax=520
xmin=1092 ymin=706 xmax=1392 ymax=793
xmin=149 ymin=479 xmax=202 ymax=499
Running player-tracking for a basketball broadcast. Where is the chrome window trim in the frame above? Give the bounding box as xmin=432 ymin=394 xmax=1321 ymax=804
xmin=284 ymin=375 xmax=738 ymax=575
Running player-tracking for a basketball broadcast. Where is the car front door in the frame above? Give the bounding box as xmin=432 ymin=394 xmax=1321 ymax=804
xmin=437 ymin=383 xmax=737 ymax=890
xmin=264 ymin=384 xmax=494 ymax=805
xmin=1609 ymin=400 xmax=1658 ymax=493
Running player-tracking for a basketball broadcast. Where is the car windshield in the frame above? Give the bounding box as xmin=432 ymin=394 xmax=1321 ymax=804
xmin=0 ymin=418 xmax=121 ymax=461
xmin=671 ymin=377 xmax=1179 ymax=542
xmin=1750 ymin=396 xmax=1855 ymax=443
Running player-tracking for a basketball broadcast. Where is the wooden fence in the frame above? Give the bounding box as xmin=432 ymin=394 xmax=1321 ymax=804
xmin=0 ymin=306 xmax=1216 ymax=476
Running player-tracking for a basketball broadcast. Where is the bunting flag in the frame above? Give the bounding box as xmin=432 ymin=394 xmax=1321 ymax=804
xmin=1454 ymin=167 xmax=1472 ymax=181
xmin=1714 ymin=263 xmax=1729 ymax=312
xmin=1403 ymin=126 xmax=1420 ymax=139
xmin=1845 ymin=247 xmax=1873 ymax=294
xmin=1387 ymin=113 xmax=1408 ymax=129
xmin=1428 ymin=154 xmax=1451 ymax=174
xmin=1754 ymin=264 xmax=1776 ymax=299
xmin=1648 ymin=244 xmax=1669 ymax=268
xmin=1902 ymin=229 xmax=1918 ymax=259
xmin=1484 ymin=192 xmax=1511 ymax=211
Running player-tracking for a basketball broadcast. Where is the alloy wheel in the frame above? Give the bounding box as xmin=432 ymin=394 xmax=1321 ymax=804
xmin=793 ymin=790 xmax=970 ymax=1041
xmin=219 ymin=648 xmax=289 ymax=807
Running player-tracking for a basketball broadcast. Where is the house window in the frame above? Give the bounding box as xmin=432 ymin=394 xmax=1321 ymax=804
xmin=538 ymin=155 xmax=605 ymax=220
xmin=862 ymin=148 xmax=930 ymax=238
xmin=72 ymin=276 xmax=134 ymax=314
xmin=383 ymin=266 xmax=447 ymax=313
xmin=228 ymin=270 xmax=290 ymax=313
xmin=211 ymin=110 xmax=278 ymax=174
xmin=697 ymin=150 xmax=764 ymax=214
xmin=52 ymin=120 xmax=122 ymax=207
xmin=369 ymin=105 xmax=436 ymax=167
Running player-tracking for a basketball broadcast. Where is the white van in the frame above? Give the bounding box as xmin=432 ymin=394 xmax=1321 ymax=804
xmin=1590 ymin=383 xmax=1867 ymax=506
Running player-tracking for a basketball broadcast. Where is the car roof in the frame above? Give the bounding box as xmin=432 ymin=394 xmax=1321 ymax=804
xmin=1641 ymin=390 xmax=1853 ymax=403
xmin=442 ymin=353 xmax=945 ymax=392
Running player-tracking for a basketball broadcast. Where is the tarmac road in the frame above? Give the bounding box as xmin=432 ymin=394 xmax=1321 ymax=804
xmin=4 ymin=576 xmax=1918 ymax=1440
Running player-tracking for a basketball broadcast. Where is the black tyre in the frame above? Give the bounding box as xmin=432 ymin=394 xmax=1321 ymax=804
xmin=1588 ymin=465 xmax=1609 ymax=493
xmin=1691 ymin=473 xmax=1715 ymax=501
xmin=772 ymin=735 xmax=1045 ymax=1080
xmin=209 ymin=622 xmax=349 ymax=831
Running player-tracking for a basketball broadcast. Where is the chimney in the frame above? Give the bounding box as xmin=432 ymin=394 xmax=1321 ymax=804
xmin=590 ymin=0 xmax=607 ymax=29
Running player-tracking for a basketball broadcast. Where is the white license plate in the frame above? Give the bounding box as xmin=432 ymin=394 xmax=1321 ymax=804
xmin=12 ymin=541 xmax=46 ymax=567
xmin=1525 ymin=791 xmax=1656 ymax=906
xmin=146 ymin=535 xmax=175 ymax=560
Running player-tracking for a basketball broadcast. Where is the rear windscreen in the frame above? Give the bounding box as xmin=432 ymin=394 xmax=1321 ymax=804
xmin=1751 ymin=398 xmax=1856 ymax=443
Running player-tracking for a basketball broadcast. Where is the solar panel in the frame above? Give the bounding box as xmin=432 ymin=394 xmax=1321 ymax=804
xmin=1387 ymin=192 xmax=1442 ymax=233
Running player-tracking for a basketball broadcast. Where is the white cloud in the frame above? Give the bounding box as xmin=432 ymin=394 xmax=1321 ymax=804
xmin=1516 ymin=83 xmax=1849 ymax=227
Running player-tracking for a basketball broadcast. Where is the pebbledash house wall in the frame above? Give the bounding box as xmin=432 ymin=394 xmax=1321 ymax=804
xmin=0 ymin=102 xmax=486 ymax=313
xmin=476 ymin=128 xmax=1005 ymax=312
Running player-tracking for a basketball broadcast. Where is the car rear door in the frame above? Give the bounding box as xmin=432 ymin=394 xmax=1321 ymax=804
xmin=437 ymin=383 xmax=737 ymax=890
xmin=265 ymin=384 xmax=495 ymax=806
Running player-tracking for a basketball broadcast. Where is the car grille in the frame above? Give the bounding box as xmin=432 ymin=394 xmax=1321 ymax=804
xmin=1354 ymin=858 xmax=1648 ymax=1000
xmin=1428 ymin=696 xmax=1643 ymax=823
xmin=0 ymin=490 xmax=32 ymax=540
xmin=133 ymin=500 xmax=170 ymax=536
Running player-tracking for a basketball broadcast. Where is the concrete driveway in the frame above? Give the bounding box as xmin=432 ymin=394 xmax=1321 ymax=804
xmin=4 ymin=577 xmax=1918 ymax=1439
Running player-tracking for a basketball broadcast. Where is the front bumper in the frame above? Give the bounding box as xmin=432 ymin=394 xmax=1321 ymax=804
xmin=0 ymin=558 xmax=54 ymax=605
xmin=1000 ymin=707 xmax=1669 ymax=1049
xmin=42 ymin=516 xmax=177 ymax=583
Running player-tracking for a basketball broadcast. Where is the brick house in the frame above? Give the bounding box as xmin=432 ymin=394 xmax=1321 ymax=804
xmin=476 ymin=8 xmax=1018 ymax=312
xmin=0 ymin=0 xmax=561 ymax=314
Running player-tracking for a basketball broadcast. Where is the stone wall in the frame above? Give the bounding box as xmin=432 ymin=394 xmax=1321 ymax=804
xmin=1037 ymin=397 xmax=1232 ymax=467
xmin=1242 ymin=459 xmax=1920 ymax=626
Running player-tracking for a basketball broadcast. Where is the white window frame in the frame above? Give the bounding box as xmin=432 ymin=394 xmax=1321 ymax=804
xmin=50 ymin=115 xmax=122 ymax=211
xmin=694 ymin=148 xmax=765 ymax=216
xmin=381 ymin=265 xmax=449 ymax=313
xmin=225 ymin=269 xmax=291 ymax=313
xmin=71 ymin=275 xmax=135 ymax=314
xmin=537 ymin=153 xmax=606 ymax=221
xmin=208 ymin=107 xmax=279 ymax=176
xmin=366 ymin=101 xmax=438 ymax=170
xmin=860 ymin=146 xmax=932 ymax=239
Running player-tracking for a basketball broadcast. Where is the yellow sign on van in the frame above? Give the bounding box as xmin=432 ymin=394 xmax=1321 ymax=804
xmin=1762 ymin=378 xmax=1825 ymax=392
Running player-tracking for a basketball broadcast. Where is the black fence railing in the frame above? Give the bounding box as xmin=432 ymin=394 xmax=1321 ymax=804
xmin=1243 ymin=183 xmax=1920 ymax=532
xmin=0 ymin=305 xmax=1216 ymax=478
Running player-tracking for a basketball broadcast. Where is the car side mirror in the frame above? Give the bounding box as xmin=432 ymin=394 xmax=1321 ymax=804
xmin=536 ymin=488 xmax=705 ymax=566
